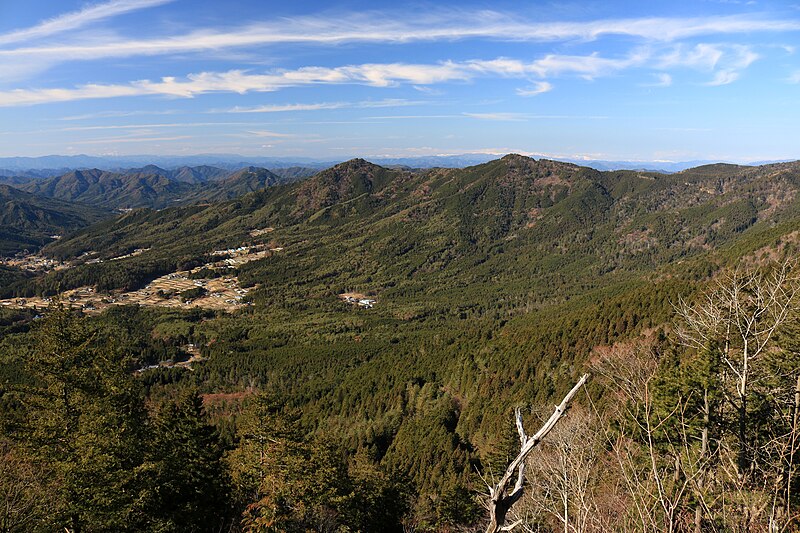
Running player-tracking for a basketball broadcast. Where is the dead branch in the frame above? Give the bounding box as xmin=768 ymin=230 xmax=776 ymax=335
xmin=485 ymin=373 xmax=590 ymax=533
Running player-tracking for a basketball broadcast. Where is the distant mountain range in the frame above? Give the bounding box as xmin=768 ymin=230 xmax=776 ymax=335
xmin=1 ymin=165 xmax=310 ymax=210
xmin=4 ymin=153 xmax=800 ymax=261
xmin=0 ymin=163 xmax=315 ymax=255
xmin=1 ymin=153 xmax=794 ymax=175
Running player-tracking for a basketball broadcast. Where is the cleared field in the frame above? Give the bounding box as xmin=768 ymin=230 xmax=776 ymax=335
xmin=0 ymin=242 xmax=284 ymax=313
xmin=0 ymin=270 xmax=252 ymax=314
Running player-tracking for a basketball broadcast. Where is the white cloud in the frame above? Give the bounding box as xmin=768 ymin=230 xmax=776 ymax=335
xmin=0 ymin=11 xmax=796 ymax=76
xmin=731 ymin=46 xmax=760 ymax=69
xmin=226 ymin=102 xmax=348 ymax=113
xmin=59 ymin=109 xmax=180 ymax=120
xmin=0 ymin=44 xmax=763 ymax=108
xmin=705 ymin=70 xmax=740 ymax=85
xmin=642 ymin=73 xmax=673 ymax=87
xmin=1 ymin=55 xmax=628 ymax=107
xmin=659 ymin=43 xmax=724 ymax=69
xmin=59 ymin=121 xmax=259 ymax=131
xmin=0 ymin=0 xmax=174 ymax=46
xmin=657 ymin=43 xmax=759 ymax=85
xmin=516 ymin=81 xmax=554 ymax=96
xmin=463 ymin=112 xmax=528 ymax=121
xmin=412 ymin=85 xmax=444 ymax=95
xmin=69 ymin=134 xmax=191 ymax=145
xmin=222 ymin=98 xmax=425 ymax=114
xmin=493 ymin=50 xmax=649 ymax=79
xmin=243 ymin=130 xmax=296 ymax=138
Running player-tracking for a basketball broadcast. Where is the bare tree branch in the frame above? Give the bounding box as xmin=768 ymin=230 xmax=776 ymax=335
xmin=485 ymin=373 xmax=590 ymax=533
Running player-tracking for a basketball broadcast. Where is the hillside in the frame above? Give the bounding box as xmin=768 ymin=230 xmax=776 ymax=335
xmin=0 ymin=184 xmax=112 ymax=255
xmin=123 ymin=164 xmax=231 ymax=184
xmin=21 ymin=168 xmax=197 ymax=209
xmin=0 ymin=174 xmax=36 ymax=187
xmin=4 ymin=155 xmax=800 ymax=530
xmin=269 ymin=166 xmax=320 ymax=181
xmin=19 ymin=165 xmax=302 ymax=209
xmin=33 ymin=155 xmax=800 ymax=303
xmin=186 ymin=166 xmax=283 ymax=203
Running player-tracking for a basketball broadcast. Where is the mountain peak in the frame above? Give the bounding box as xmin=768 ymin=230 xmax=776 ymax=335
xmin=500 ymin=153 xmax=535 ymax=163
xmin=329 ymin=158 xmax=381 ymax=172
xmin=138 ymin=164 xmax=167 ymax=174
xmin=294 ymin=159 xmax=395 ymax=214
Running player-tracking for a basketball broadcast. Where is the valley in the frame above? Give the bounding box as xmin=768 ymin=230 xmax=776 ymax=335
xmin=5 ymin=2 xmax=800 ymax=531
xmin=0 ymin=239 xmax=286 ymax=313
xmin=3 ymin=154 xmax=800 ymax=532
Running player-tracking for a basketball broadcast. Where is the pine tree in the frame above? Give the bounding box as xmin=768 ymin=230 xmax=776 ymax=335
xmin=147 ymin=389 xmax=231 ymax=532
xmin=11 ymin=305 xmax=151 ymax=532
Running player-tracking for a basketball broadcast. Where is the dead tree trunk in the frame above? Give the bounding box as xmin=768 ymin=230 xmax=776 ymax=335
xmin=485 ymin=373 xmax=590 ymax=533
xmin=694 ymin=388 xmax=710 ymax=533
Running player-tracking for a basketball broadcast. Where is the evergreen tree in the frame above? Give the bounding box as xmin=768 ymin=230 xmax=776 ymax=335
xmin=10 ymin=305 xmax=151 ymax=532
xmin=146 ymin=389 xmax=231 ymax=532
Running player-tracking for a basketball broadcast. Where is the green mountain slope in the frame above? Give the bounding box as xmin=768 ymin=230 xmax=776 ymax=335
xmin=0 ymin=184 xmax=112 ymax=255
xmin=21 ymin=165 xmax=298 ymax=209
xmin=5 ymin=155 xmax=800 ymax=528
xmin=186 ymin=166 xmax=283 ymax=203
xmin=125 ymin=164 xmax=231 ymax=184
xmin=21 ymin=168 xmax=196 ymax=209
xmin=23 ymin=155 xmax=800 ymax=307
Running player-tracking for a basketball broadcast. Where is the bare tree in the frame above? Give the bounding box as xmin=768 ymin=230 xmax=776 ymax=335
xmin=674 ymin=259 xmax=800 ymax=478
xmin=591 ymin=337 xmax=703 ymax=533
xmin=518 ymin=406 xmax=600 ymax=533
xmin=484 ymin=374 xmax=590 ymax=533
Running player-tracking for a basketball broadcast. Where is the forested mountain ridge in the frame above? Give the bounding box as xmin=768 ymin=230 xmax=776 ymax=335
xmin=3 ymin=155 xmax=800 ymax=531
xmin=184 ymin=166 xmax=283 ymax=203
xmin=17 ymin=165 xmax=297 ymax=209
xmin=0 ymin=184 xmax=111 ymax=255
xmin=127 ymin=164 xmax=231 ymax=184
xmin=23 ymin=154 xmax=800 ymax=305
xmin=21 ymin=168 xmax=197 ymax=209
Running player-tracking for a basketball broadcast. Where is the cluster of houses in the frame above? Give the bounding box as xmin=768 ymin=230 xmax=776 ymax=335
xmin=1 ymin=254 xmax=62 ymax=272
xmin=211 ymin=245 xmax=251 ymax=256
xmin=109 ymin=248 xmax=149 ymax=261
xmin=342 ymin=296 xmax=376 ymax=309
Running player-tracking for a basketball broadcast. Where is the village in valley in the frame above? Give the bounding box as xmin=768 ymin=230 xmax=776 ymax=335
xmin=1 ymin=223 xmax=379 ymax=317
xmin=0 ymin=231 xmax=286 ymax=314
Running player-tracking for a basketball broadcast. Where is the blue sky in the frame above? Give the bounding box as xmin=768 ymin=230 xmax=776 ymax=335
xmin=0 ymin=0 xmax=799 ymax=162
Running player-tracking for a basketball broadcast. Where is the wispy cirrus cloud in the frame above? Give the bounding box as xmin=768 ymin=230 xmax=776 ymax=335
xmin=658 ymin=43 xmax=758 ymax=70
xmin=242 ymin=130 xmax=297 ymax=138
xmin=225 ymin=102 xmax=348 ymax=113
xmin=470 ymin=51 xmax=649 ymax=80
xmin=645 ymin=73 xmax=673 ymax=87
xmin=657 ymin=43 xmax=758 ymax=84
xmin=705 ymin=70 xmax=740 ymax=85
xmin=0 ymin=41 xmax=766 ymax=108
xmin=0 ymin=54 xmax=645 ymax=107
xmin=463 ymin=112 xmax=529 ymax=121
xmin=516 ymin=81 xmax=554 ymax=96
xmin=68 ymin=134 xmax=191 ymax=145
xmin=0 ymin=11 xmax=796 ymax=70
xmin=0 ymin=0 xmax=174 ymax=46
xmin=59 ymin=109 xmax=181 ymax=121
xmin=59 ymin=121 xmax=264 ymax=131
xmin=221 ymin=98 xmax=427 ymax=114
